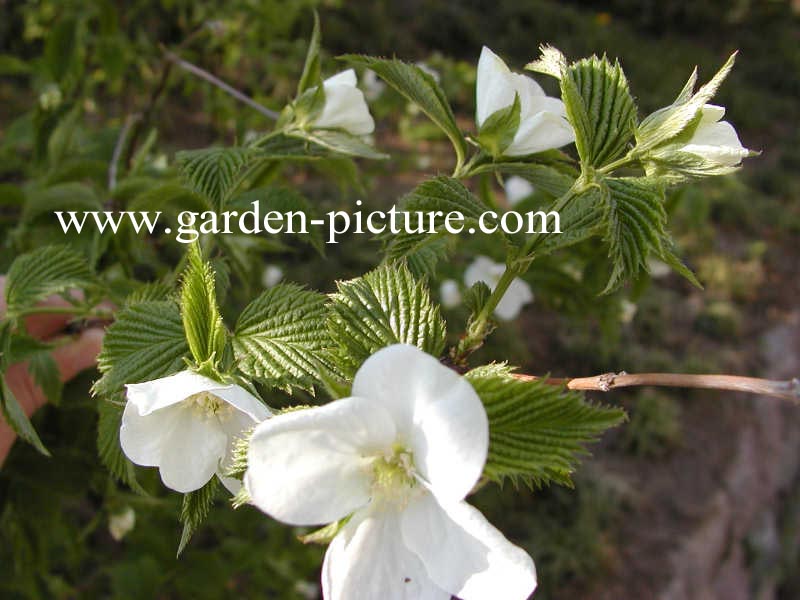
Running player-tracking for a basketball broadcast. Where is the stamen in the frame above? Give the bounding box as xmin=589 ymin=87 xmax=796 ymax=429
xmin=185 ymin=391 xmax=232 ymax=420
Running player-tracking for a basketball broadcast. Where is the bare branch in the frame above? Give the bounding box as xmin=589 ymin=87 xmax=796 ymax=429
xmin=513 ymin=371 xmax=800 ymax=403
xmin=163 ymin=50 xmax=280 ymax=121
xmin=108 ymin=114 xmax=141 ymax=191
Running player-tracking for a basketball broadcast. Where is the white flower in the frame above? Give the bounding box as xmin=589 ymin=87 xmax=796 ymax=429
xmin=679 ymin=104 xmax=750 ymax=167
xmin=620 ymin=299 xmax=638 ymax=324
xmin=245 ymin=344 xmax=536 ymax=600
xmin=362 ymin=69 xmax=386 ymax=101
xmin=311 ymin=69 xmax=375 ymax=136
xmin=439 ymin=279 xmax=462 ymax=308
xmin=476 ymin=46 xmax=574 ymax=156
xmin=646 ymin=257 xmax=671 ymax=279
xmin=109 ymin=506 xmax=136 ymax=541
xmin=504 ymin=176 xmax=535 ymax=206
xmin=415 ymin=61 xmax=441 ymax=83
xmin=464 ymin=256 xmax=534 ymax=321
xmin=120 ymin=370 xmax=271 ymax=494
xmin=261 ymin=264 xmax=284 ymax=288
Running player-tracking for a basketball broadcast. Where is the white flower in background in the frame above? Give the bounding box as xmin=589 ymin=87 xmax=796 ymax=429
xmin=245 ymin=344 xmax=536 ymax=600
xmin=108 ymin=506 xmax=136 ymax=541
xmin=439 ymin=279 xmax=462 ymax=308
xmin=620 ymin=299 xmax=638 ymax=324
xmin=310 ymin=69 xmax=375 ymax=136
xmin=261 ymin=264 xmax=284 ymax=288
xmin=476 ymin=46 xmax=574 ymax=156
xmin=362 ymin=69 xmax=386 ymax=101
xmin=679 ymin=104 xmax=751 ymax=167
xmin=120 ymin=370 xmax=271 ymax=494
xmin=415 ymin=61 xmax=441 ymax=83
xmin=504 ymin=176 xmax=535 ymax=206
xmin=464 ymin=256 xmax=534 ymax=321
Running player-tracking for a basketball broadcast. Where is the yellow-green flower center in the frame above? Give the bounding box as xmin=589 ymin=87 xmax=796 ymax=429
xmin=371 ymin=444 xmax=416 ymax=505
xmin=186 ymin=391 xmax=232 ymax=420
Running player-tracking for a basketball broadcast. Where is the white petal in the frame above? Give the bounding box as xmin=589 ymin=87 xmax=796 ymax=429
xmin=494 ymin=278 xmax=534 ymax=321
xmin=324 ymin=69 xmax=358 ymax=87
xmin=507 ymin=72 xmax=546 ymax=120
xmin=211 ymin=383 xmax=271 ymax=423
xmin=476 ymin=46 xmax=515 ymax=127
xmin=323 ymin=507 xmax=448 ymax=600
xmin=315 ymin=80 xmax=375 ymax=135
xmin=504 ymin=176 xmax=535 ymax=206
xmin=683 ymin=120 xmax=749 ymax=166
xmin=439 ymin=279 xmax=462 ymax=308
xmin=120 ymin=401 xmax=227 ymax=493
xmin=244 ymin=397 xmax=396 ymax=526
xmin=401 ymin=493 xmax=537 ymax=600
xmin=464 ymin=255 xmax=504 ymax=289
xmin=352 ymin=344 xmax=488 ymax=503
xmin=506 ymin=111 xmax=575 ymax=156
xmin=699 ymin=103 xmax=725 ymax=124
xmin=124 ymin=370 xmax=219 ymax=416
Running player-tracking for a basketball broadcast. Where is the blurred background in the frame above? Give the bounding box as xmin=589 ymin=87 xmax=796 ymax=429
xmin=1 ymin=0 xmax=799 ymax=598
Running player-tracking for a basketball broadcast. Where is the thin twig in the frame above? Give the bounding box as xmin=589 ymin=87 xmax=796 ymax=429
xmin=108 ymin=114 xmax=141 ymax=191
xmin=163 ymin=49 xmax=280 ymax=121
xmin=513 ymin=371 xmax=800 ymax=403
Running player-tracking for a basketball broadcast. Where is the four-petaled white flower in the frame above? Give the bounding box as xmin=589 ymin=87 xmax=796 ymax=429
xmin=439 ymin=278 xmax=462 ymax=308
xmin=120 ymin=370 xmax=271 ymax=494
xmin=504 ymin=176 xmax=535 ymax=206
xmin=476 ymin=46 xmax=574 ymax=156
xmin=464 ymin=256 xmax=534 ymax=321
xmin=245 ymin=344 xmax=537 ymax=600
xmin=679 ymin=104 xmax=751 ymax=167
xmin=311 ymin=69 xmax=375 ymax=136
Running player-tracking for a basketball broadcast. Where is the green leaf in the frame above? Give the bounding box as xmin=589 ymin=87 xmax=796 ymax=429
xmin=0 ymin=374 xmax=50 ymax=457
xmin=636 ymin=53 xmax=736 ymax=153
xmin=298 ymin=517 xmax=350 ymax=545
xmin=97 ymin=400 xmax=145 ymax=493
xmin=0 ymin=54 xmax=30 ymax=76
xmin=180 ymin=244 xmax=227 ymax=368
xmin=465 ymin=364 xmax=625 ymax=487
xmin=233 ymin=284 xmax=330 ymax=392
xmin=4 ymin=245 xmax=93 ymax=318
xmin=176 ymin=147 xmax=252 ymax=211
xmin=297 ymin=10 xmax=322 ymax=95
xmin=21 ymin=182 xmax=102 ymax=225
xmin=45 ymin=16 xmax=79 ymax=82
xmin=528 ymin=47 xmax=636 ymax=168
xmin=295 ymin=129 xmax=388 ymax=160
xmin=601 ymin=177 xmax=667 ymax=293
xmin=328 ymin=263 xmax=446 ymax=375
xmin=93 ymin=301 xmax=188 ymax=398
xmin=470 ymin=162 xmax=575 ymax=198
xmin=177 ymin=478 xmax=219 ymax=557
xmin=343 ymin=55 xmax=467 ymax=167
xmin=477 ymin=94 xmax=521 ymax=157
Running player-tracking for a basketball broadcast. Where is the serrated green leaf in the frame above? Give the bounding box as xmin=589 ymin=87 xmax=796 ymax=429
xmin=97 ymin=400 xmax=145 ymax=493
xmin=233 ymin=284 xmax=330 ymax=392
xmin=4 ymin=245 xmax=93 ymax=318
xmin=464 ymin=280 xmax=491 ymax=316
xmin=328 ymin=263 xmax=446 ymax=375
xmin=601 ymin=177 xmax=667 ymax=293
xmin=0 ymin=374 xmax=50 ymax=457
xmin=297 ymin=11 xmax=322 ymax=95
xmin=343 ymin=55 xmax=466 ymax=167
xmin=177 ymin=477 xmax=219 ymax=557
xmin=21 ymin=182 xmax=103 ymax=225
xmin=466 ymin=364 xmax=625 ymax=487
xmin=296 ymin=129 xmax=388 ymax=160
xmin=176 ymin=147 xmax=252 ymax=211
xmin=93 ymin=301 xmax=188 ymax=398
xmin=180 ymin=245 xmax=227 ymax=368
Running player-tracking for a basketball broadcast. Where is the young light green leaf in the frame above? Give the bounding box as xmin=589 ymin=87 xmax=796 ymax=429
xmin=4 ymin=245 xmax=93 ymax=318
xmin=180 ymin=244 xmax=227 ymax=368
xmin=233 ymin=284 xmax=331 ymax=392
xmin=93 ymin=301 xmax=189 ymax=398
xmin=342 ymin=55 xmax=467 ymax=167
xmin=176 ymin=147 xmax=252 ymax=211
xmin=297 ymin=10 xmax=322 ymax=95
xmin=328 ymin=263 xmax=447 ymax=375
xmin=466 ymin=364 xmax=625 ymax=488
xmin=177 ymin=477 xmax=219 ymax=557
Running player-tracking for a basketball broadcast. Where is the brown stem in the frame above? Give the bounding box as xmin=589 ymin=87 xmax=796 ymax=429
xmin=513 ymin=372 xmax=800 ymax=403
